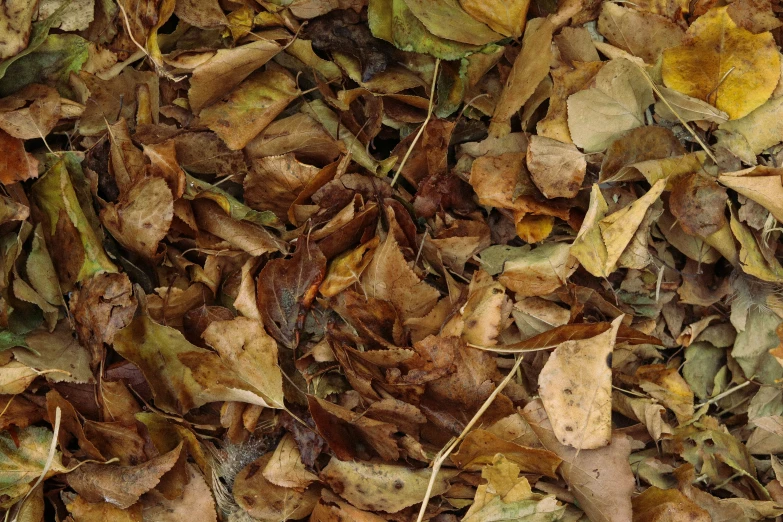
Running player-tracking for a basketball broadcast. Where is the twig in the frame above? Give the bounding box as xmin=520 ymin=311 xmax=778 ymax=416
xmin=414 ymin=353 xmax=527 ymax=522
xmin=390 ymin=59 xmax=441 ymax=187
xmin=633 ymin=63 xmax=718 ymax=164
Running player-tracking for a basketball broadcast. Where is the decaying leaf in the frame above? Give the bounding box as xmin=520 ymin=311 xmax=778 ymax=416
xmin=3 ymin=0 xmax=783 ymax=519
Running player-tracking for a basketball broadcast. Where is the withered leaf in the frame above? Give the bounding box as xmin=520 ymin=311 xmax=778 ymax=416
xmin=257 ymin=237 xmax=326 ymax=349
xmin=67 ymin=442 xmax=183 ymax=509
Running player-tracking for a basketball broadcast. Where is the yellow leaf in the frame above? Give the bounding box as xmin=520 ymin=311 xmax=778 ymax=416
xmin=662 ymin=6 xmax=780 ymax=120
xmin=636 ymin=364 xmax=695 ymax=423
xmin=719 ymin=166 xmax=783 ymax=223
xmin=459 ymin=0 xmax=530 ymax=37
xmin=599 ymin=179 xmax=666 ymax=273
xmin=515 ymin=214 xmax=554 ymax=243
xmin=571 ymin=185 xmax=609 ymax=277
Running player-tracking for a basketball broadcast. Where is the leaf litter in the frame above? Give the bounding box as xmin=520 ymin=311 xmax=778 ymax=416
xmin=2 ymin=0 xmax=783 ymax=520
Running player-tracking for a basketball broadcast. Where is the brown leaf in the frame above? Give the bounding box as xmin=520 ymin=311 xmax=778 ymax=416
xmin=452 ymin=428 xmax=561 ymax=476
xmin=245 ymin=154 xmax=322 ymax=221
xmin=188 ymin=40 xmax=282 ymax=113
xmin=526 ymin=135 xmax=586 ymax=199
xmin=0 ymin=84 xmax=61 ymax=139
xmin=361 ymin=231 xmax=440 ymax=323
xmin=538 ymin=316 xmax=621 ymax=449
xmin=0 ymin=129 xmax=38 ymax=185
xmin=69 ymin=272 xmax=137 ymax=369
xmin=669 ymin=172 xmax=728 ymax=237
xmin=100 ymin=177 xmax=173 ymax=259
xmin=67 ymin=442 xmax=183 ymax=509
xmin=257 ymin=237 xmax=326 ymax=349
xmin=523 ymin=400 xmax=635 ymax=522
xmin=200 ymin=65 xmax=300 ymax=150
xmin=232 ymin=453 xmax=319 ymax=520
xmin=632 ymin=486 xmax=711 ymax=521
xmin=308 ymin=395 xmax=400 ymax=461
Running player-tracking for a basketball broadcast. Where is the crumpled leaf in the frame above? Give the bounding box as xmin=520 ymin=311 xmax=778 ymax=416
xmin=112 ymin=315 xmax=279 ymax=414
xmin=257 ymin=237 xmax=326 ymax=349
xmin=232 ymin=453 xmax=319 ymax=520
xmin=526 ymin=135 xmax=585 ymax=199
xmin=202 ymin=317 xmax=284 ymax=408
xmin=100 ymin=177 xmax=173 ymax=259
xmin=361 ymin=231 xmax=439 ymax=322
xmin=68 ymin=443 xmax=182 ymax=509
xmin=662 ymin=6 xmax=780 ymax=120
xmin=462 ymin=454 xmax=565 ymax=522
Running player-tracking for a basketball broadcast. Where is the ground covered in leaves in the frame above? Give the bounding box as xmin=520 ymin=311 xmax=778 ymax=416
xmin=3 ymin=0 xmax=783 ymax=520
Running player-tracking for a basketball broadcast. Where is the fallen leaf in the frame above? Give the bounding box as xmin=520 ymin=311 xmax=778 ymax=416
xmin=637 ymin=364 xmax=695 ymax=423
xmin=256 ymin=237 xmax=326 ymax=349
xmin=526 ymin=135 xmax=586 ymax=199
xmin=101 ymin=177 xmax=173 ymax=259
xmin=538 ymin=316 xmax=621 ymax=449
xmin=320 ymin=458 xmax=455 ymax=513
xmin=188 ymin=39 xmax=282 ymax=113
xmin=451 ymin=428 xmax=561 ymax=476
xmin=232 ymin=452 xmax=320 ymax=520
xmin=632 ymin=486 xmax=711 ymax=522
xmin=662 ymin=6 xmax=780 ymax=119
xmin=0 ymin=425 xmax=66 ymax=508
xmin=499 ymin=242 xmax=578 ymax=297
xmin=568 ymin=58 xmax=654 ymax=152
xmin=523 ymin=400 xmax=635 ymax=522
xmin=598 ymin=3 xmax=685 ymax=63
xmin=491 ymin=18 xmax=555 ymax=135
xmin=361 ymin=231 xmax=440 ymax=322
xmin=0 ymin=130 xmax=38 ymax=185
xmin=200 ymin=65 xmax=299 ymax=150
xmin=202 ymin=317 xmax=284 ymax=408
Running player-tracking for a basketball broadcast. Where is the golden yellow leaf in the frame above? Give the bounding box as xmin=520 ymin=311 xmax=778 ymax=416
xmin=459 ymin=0 xmax=530 ymax=37
xmin=662 ymin=6 xmax=780 ymax=120
xmin=515 ymin=214 xmax=554 ymax=243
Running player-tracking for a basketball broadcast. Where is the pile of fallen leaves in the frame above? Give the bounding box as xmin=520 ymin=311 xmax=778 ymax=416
xmin=4 ymin=0 xmax=783 ymax=520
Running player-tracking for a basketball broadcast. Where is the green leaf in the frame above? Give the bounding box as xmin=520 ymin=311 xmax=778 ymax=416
xmin=369 ymin=0 xmax=483 ymax=60
xmin=0 ymin=34 xmax=88 ymax=97
xmin=30 ymin=159 xmax=117 ymax=290
xmin=184 ymin=174 xmax=283 ymax=230
xmin=0 ymin=0 xmax=73 ymax=84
